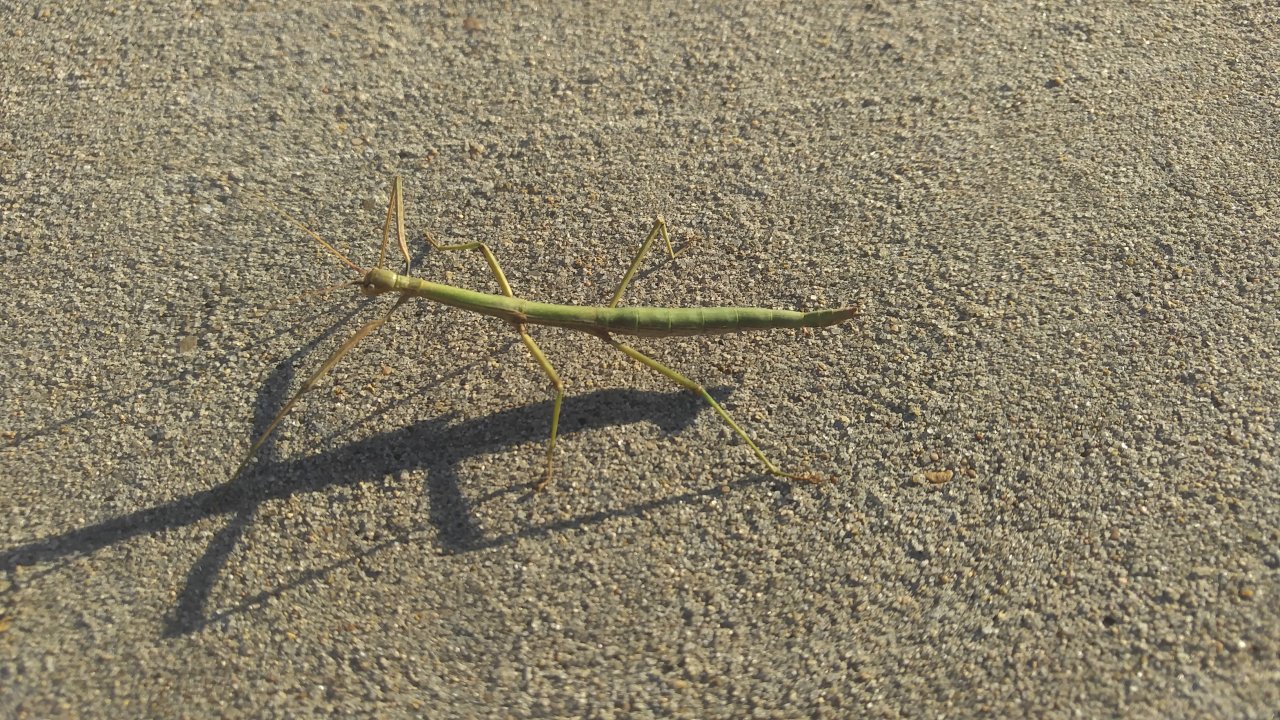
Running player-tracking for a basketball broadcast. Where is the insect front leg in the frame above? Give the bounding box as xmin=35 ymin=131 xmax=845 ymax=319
xmin=379 ymin=175 xmax=414 ymax=273
xmin=232 ymin=295 xmax=410 ymax=481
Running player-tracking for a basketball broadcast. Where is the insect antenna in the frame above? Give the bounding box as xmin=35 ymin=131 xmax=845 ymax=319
xmin=259 ymin=194 xmax=365 ymax=274
xmin=249 ymin=278 xmax=363 ymax=319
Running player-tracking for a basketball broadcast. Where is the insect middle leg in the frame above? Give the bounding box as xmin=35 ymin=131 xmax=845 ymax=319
xmin=412 ymin=211 xmax=565 ymax=488
xmin=420 ymin=229 xmax=516 ymax=298
xmin=515 ymin=325 xmax=566 ymax=490
xmin=380 ymin=174 xmax=513 ymax=293
xmin=597 ymin=332 xmax=824 ymax=483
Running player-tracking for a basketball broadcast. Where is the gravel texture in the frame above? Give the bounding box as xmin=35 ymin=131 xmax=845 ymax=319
xmin=2 ymin=3 xmax=1277 ymax=718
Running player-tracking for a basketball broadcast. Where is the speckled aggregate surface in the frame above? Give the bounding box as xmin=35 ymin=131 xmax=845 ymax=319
xmin=2 ymin=3 xmax=1277 ymax=718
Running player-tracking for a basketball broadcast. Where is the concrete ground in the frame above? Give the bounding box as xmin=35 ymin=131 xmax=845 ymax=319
xmin=2 ymin=3 xmax=1276 ymax=717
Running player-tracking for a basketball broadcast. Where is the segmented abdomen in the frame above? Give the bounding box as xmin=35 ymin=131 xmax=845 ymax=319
xmin=594 ymin=306 xmax=810 ymax=336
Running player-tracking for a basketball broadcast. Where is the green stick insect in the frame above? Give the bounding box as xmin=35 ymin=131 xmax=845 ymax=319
xmin=235 ymin=176 xmax=858 ymax=489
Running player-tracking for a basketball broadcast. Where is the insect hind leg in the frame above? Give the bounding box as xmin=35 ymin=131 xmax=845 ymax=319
xmin=608 ymin=215 xmax=678 ymax=308
xmin=597 ymin=332 xmax=826 ymax=483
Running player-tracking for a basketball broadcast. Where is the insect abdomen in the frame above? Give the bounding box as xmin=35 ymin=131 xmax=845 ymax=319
xmin=594 ymin=306 xmax=810 ymax=336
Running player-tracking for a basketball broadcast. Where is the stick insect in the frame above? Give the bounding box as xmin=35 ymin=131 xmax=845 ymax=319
xmin=234 ymin=176 xmax=858 ymax=489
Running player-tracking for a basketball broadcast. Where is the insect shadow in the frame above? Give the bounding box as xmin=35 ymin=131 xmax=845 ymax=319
xmin=0 ymin=332 xmax=755 ymax=636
